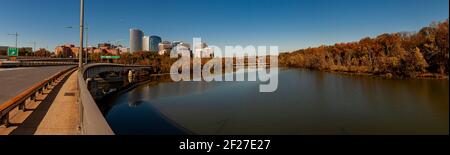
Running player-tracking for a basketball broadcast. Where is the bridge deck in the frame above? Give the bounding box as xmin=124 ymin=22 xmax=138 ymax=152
xmin=0 ymin=66 xmax=74 ymax=104
xmin=33 ymin=71 xmax=80 ymax=135
xmin=3 ymin=70 xmax=80 ymax=135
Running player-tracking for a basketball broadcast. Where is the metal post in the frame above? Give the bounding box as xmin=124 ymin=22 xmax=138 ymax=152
xmin=85 ymin=26 xmax=89 ymax=64
xmin=0 ymin=113 xmax=10 ymax=127
xmin=79 ymin=0 xmax=85 ymax=69
xmin=8 ymin=32 xmax=19 ymax=50
xmin=15 ymin=32 xmax=18 ymax=49
xmin=18 ymin=101 xmax=26 ymax=111
xmin=33 ymin=41 xmax=36 ymax=52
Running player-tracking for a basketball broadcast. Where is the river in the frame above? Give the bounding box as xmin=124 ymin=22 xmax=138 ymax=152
xmin=100 ymin=68 xmax=449 ymax=135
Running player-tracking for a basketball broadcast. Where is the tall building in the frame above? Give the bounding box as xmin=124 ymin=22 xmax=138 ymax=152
xmin=149 ymin=36 xmax=162 ymax=52
xmin=142 ymin=36 xmax=150 ymax=51
xmin=130 ymin=29 xmax=144 ymax=53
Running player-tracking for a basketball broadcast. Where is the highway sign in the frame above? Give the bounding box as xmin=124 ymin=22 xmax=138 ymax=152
xmin=101 ymin=55 xmax=121 ymax=59
xmin=7 ymin=48 xmax=18 ymax=57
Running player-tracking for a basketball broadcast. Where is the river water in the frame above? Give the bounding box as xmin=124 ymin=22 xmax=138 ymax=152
xmin=101 ymin=68 xmax=449 ymax=135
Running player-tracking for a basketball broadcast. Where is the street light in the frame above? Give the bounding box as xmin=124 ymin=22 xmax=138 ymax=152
xmin=30 ymin=41 xmax=36 ymax=52
xmin=8 ymin=32 xmax=19 ymax=50
xmin=79 ymin=0 xmax=85 ymax=68
xmin=65 ymin=25 xmax=89 ymax=64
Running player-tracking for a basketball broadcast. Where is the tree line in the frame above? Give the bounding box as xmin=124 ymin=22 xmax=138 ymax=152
xmin=280 ymin=20 xmax=449 ymax=78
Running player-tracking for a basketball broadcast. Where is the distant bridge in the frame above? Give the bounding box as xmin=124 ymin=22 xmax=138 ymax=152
xmin=78 ymin=63 xmax=154 ymax=135
xmin=0 ymin=56 xmax=77 ymax=61
xmin=0 ymin=57 xmax=78 ymax=67
xmin=18 ymin=58 xmax=79 ymax=62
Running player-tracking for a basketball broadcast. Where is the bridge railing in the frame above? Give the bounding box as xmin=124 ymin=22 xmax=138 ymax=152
xmin=78 ymin=64 xmax=117 ymax=135
xmin=0 ymin=66 xmax=77 ymax=127
xmin=0 ymin=61 xmax=77 ymax=68
xmin=20 ymin=61 xmax=78 ymax=67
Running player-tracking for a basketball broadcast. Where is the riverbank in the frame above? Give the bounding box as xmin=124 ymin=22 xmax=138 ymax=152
xmin=314 ymin=67 xmax=448 ymax=80
xmin=279 ymin=20 xmax=449 ymax=80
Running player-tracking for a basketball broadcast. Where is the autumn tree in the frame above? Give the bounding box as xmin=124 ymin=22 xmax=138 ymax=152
xmin=279 ymin=20 xmax=448 ymax=78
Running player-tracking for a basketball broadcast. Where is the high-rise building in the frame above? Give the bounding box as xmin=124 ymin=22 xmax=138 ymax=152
xmin=149 ymin=36 xmax=162 ymax=52
xmin=130 ymin=29 xmax=144 ymax=53
xmin=142 ymin=36 xmax=150 ymax=51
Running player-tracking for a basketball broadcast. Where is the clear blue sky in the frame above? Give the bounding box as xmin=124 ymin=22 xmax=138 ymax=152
xmin=0 ymin=0 xmax=448 ymax=52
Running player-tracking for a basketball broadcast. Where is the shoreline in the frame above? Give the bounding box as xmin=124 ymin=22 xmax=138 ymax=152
xmin=281 ymin=65 xmax=449 ymax=80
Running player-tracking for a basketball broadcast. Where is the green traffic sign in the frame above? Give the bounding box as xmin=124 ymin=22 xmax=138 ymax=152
xmin=101 ymin=55 xmax=121 ymax=59
xmin=8 ymin=48 xmax=18 ymax=57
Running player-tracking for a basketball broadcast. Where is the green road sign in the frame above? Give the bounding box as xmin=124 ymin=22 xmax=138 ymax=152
xmin=8 ymin=48 xmax=18 ymax=57
xmin=101 ymin=55 xmax=121 ymax=59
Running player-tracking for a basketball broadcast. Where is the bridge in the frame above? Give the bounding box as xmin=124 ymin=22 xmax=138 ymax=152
xmin=78 ymin=63 xmax=153 ymax=135
xmin=0 ymin=57 xmax=77 ymax=67
xmin=0 ymin=56 xmax=78 ymax=61
xmin=0 ymin=63 xmax=154 ymax=135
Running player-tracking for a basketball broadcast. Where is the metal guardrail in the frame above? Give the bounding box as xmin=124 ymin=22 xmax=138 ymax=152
xmin=0 ymin=66 xmax=77 ymax=127
xmin=19 ymin=58 xmax=79 ymax=62
xmin=0 ymin=56 xmax=78 ymax=60
xmin=20 ymin=61 xmax=78 ymax=66
xmin=0 ymin=61 xmax=77 ymax=67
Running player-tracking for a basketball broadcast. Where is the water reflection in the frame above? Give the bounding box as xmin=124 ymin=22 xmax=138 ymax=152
xmin=102 ymin=69 xmax=449 ymax=135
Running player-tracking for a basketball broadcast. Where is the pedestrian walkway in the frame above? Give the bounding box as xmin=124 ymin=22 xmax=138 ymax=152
xmin=33 ymin=71 xmax=80 ymax=135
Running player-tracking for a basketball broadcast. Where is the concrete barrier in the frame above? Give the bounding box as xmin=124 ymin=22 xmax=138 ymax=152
xmin=77 ymin=70 xmax=115 ymax=135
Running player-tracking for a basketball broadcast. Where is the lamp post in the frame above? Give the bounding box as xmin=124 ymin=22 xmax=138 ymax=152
xmin=7 ymin=33 xmax=19 ymax=60
xmin=85 ymin=26 xmax=89 ymax=64
xmin=8 ymin=32 xmax=19 ymax=50
xmin=79 ymin=0 xmax=85 ymax=68
xmin=30 ymin=41 xmax=36 ymax=52
xmin=66 ymin=25 xmax=88 ymax=64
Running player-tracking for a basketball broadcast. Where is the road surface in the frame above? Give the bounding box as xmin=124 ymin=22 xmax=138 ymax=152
xmin=0 ymin=66 xmax=75 ymax=104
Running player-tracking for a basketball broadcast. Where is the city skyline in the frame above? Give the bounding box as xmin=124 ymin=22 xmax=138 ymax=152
xmin=0 ymin=0 xmax=448 ymax=52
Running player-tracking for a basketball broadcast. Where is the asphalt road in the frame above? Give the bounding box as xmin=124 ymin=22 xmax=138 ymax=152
xmin=0 ymin=66 xmax=74 ymax=104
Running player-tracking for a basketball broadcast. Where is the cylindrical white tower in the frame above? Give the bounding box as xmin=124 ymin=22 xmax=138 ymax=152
xmin=130 ymin=29 xmax=144 ymax=53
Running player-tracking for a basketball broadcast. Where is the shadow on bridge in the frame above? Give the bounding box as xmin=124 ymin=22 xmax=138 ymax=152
xmin=9 ymin=72 xmax=71 ymax=135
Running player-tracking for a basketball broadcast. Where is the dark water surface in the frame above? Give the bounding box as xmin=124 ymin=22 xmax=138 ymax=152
xmin=102 ymin=69 xmax=449 ymax=135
